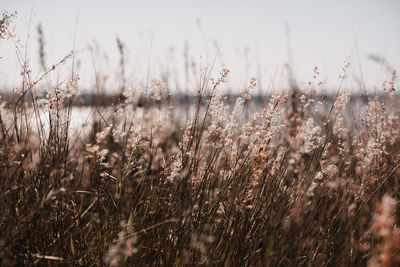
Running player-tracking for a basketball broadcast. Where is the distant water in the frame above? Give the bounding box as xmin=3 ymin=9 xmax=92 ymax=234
xmin=3 ymin=94 xmax=397 ymax=137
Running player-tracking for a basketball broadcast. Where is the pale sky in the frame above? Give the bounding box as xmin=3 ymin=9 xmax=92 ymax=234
xmin=1 ymin=0 xmax=399 ymax=94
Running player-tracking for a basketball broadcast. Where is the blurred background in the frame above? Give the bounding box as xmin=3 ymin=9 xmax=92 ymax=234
xmin=1 ymin=0 xmax=399 ymax=94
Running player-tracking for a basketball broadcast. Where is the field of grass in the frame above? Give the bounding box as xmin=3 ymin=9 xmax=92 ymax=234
xmin=1 ymin=12 xmax=400 ymax=266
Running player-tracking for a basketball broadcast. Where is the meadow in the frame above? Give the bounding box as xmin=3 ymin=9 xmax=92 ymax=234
xmin=1 ymin=12 xmax=400 ymax=266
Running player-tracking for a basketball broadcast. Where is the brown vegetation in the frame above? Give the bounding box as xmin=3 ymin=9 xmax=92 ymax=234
xmin=0 ymin=12 xmax=399 ymax=266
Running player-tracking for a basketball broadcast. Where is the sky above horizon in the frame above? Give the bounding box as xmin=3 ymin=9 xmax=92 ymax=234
xmin=1 ymin=0 xmax=399 ymax=94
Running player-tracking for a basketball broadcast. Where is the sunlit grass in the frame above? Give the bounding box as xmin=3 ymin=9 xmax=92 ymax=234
xmin=0 ymin=12 xmax=399 ymax=266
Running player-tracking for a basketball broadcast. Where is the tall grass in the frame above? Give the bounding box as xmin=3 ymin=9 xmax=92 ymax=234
xmin=0 ymin=13 xmax=399 ymax=266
